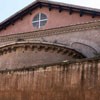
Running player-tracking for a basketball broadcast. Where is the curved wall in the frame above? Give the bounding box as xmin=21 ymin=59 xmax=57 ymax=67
xmin=0 ymin=58 xmax=99 ymax=100
xmin=0 ymin=48 xmax=67 ymax=69
xmin=0 ymin=43 xmax=84 ymax=70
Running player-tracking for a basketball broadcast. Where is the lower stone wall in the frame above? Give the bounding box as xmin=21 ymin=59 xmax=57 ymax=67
xmin=0 ymin=58 xmax=100 ymax=100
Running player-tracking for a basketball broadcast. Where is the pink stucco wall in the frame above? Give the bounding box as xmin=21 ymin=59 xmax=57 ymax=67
xmin=0 ymin=7 xmax=100 ymax=36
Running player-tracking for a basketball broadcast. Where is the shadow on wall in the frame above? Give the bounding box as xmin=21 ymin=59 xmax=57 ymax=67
xmin=71 ymin=42 xmax=97 ymax=58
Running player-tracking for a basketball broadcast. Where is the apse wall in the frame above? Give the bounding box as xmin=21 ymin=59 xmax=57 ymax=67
xmin=0 ymin=58 xmax=99 ymax=100
xmin=0 ymin=42 xmax=84 ymax=70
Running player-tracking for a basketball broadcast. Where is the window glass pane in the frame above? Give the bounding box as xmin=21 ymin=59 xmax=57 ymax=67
xmin=40 ymin=20 xmax=47 ymax=26
xmin=33 ymin=22 xmax=39 ymax=28
xmin=33 ymin=14 xmax=39 ymax=21
xmin=41 ymin=13 xmax=47 ymax=20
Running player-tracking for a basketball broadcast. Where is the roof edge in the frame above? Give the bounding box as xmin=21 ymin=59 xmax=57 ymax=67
xmin=0 ymin=0 xmax=100 ymax=30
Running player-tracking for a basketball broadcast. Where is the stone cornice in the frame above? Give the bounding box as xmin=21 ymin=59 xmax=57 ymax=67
xmin=0 ymin=20 xmax=100 ymax=42
xmin=0 ymin=41 xmax=85 ymax=58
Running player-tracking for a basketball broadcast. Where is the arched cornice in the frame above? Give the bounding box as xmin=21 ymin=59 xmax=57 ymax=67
xmin=0 ymin=41 xmax=85 ymax=59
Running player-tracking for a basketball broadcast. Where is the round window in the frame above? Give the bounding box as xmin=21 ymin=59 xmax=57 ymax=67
xmin=32 ymin=13 xmax=48 ymax=28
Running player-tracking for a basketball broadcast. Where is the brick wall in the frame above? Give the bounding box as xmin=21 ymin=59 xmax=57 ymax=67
xmin=0 ymin=42 xmax=83 ymax=70
xmin=0 ymin=58 xmax=99 ymax=100
xmin=0 ymin=20 xmax=100 ymax=58
xmin=0 ymin=7 xmax=99 ymax=36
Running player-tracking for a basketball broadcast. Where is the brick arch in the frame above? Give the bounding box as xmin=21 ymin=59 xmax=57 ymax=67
xmin=71 ymin=42 xmax=97 ymax=58
xmin=70 ymin=38 xmax=100 ymax=58
xmin=70 ymin=38 xmax=100 ymax=52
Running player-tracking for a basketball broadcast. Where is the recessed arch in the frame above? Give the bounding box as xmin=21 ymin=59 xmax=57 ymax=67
xmin=71 ymin=42 xmax=97 ymax=58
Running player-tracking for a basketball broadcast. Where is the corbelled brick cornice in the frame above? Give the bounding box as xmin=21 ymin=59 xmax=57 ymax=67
xmin=0 ymin=20 xmax=100 ymax=43
xmin=0 ymin=41 xmax=85 ymax=58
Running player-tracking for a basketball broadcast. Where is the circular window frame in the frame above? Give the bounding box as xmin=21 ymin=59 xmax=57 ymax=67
xmin=32 ymin=13 xmax=48 ymax=28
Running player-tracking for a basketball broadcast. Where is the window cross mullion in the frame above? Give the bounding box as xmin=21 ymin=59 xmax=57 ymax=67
xmin=32 ymin=20 xmax=39 ymax=23
xmin=40 ymin=19 xmax=48 ymax=22
xmin=39 ymin=13 xmax=41 ymax=28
